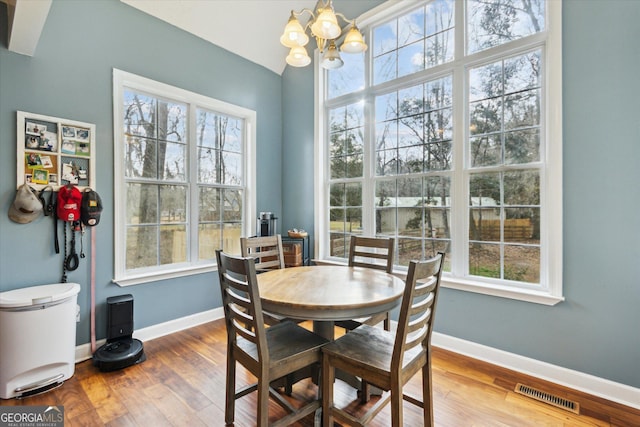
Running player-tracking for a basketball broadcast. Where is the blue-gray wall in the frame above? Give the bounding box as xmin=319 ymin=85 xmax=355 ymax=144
xmin=0 ymin=0 xmax=283 ymax=344
xmin=1 ymin=0 xmax=639 ymax=392
xmin=281 ymin=0 xmax=640 ymax=390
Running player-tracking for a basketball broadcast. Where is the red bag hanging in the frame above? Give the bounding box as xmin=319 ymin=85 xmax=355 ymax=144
xmin=57 ymin=185 xmax=82 ymax=222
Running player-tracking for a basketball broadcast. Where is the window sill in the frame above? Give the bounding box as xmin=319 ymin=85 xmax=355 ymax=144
xmin=442 ymin=277 xmax=564 ymax=306
xmin=113 ymin=264 xmax=216 ymax=287
xmin=313 ymin=258 xmax=564 ymax=306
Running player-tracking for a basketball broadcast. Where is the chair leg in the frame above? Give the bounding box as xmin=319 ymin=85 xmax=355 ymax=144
xmin=390 ymin=379 xmax=403 ymax=427
xmin=258 ymin=377 xmax=270 ymax=426
xmin=225 ymin=351 xmax=236 ymax=425
xmin=362 ymin=314 xmax=388 ymax=404
xmin=285 ymin=373 xmax=293 ymax=396
xmin=321 ymin=353 xmax=335 ymax=427
xmin=360 ymin=381 xmax=371 ymax=403
xmin=422 ymin=360 xmax=434 ymax=426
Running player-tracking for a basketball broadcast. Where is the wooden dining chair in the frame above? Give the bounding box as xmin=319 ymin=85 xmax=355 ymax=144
xmin=336 ymin=235 xmax=396 ymax=332
xmin=241 ymin=235 xmax=292 ymax=326
xmin=240 ymin=234 xmax=307 ymax=395
xmin=240 ymin=235 xmax=285 ymax=272
xmin=216 ymin=250 xmax=328 ymax=426
xmin=321 ymin=252 xmax=445 ymax=427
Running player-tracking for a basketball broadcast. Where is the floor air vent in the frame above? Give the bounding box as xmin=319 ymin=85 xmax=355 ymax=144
xmin=515 ymin=383 xmax=580 ymax=414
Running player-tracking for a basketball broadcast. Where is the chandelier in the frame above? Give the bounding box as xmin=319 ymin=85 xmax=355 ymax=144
xmin=280 ymin=0 xmax=368 ymax=69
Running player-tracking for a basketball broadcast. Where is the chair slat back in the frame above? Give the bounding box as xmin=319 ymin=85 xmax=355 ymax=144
xmin=216 ymin=250 xmax=268 ymax=361
xmin=348 ymin=236 xmax=395 ymax=273
xmin=240 ymin=235 xmax=285 ymax=272
xmin=392 ymin=252 xmax=445 ymax=369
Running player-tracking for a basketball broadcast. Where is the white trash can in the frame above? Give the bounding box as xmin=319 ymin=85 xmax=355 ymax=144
xmin=0 ymin=282 xmax=81 ymax=399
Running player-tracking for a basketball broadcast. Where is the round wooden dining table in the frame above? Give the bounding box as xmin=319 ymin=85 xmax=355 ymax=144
xmin=258 ymin=264 xmax=405 ymax=403
xmin=257 ymin=265 xmax=405 ymax=340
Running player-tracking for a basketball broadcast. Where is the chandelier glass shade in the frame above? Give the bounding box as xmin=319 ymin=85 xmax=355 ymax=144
xmin=280 ymin=14 xmax=309 ymax=48
xmin=320 ymin=40 xmax=343 ymax=69
xmin=340 ymin=25 xmax=368 ymax=53
xmin=280 ymin=0 xmax=367 ymax=69
xmin=286 ymin=46 xmax=312 ymax=67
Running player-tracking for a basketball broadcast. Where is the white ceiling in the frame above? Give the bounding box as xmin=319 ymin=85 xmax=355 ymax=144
xmin=2 ymin=0 xmax=317 ymax=73
xmin=120 ymin=0 xmax=317 ymax=75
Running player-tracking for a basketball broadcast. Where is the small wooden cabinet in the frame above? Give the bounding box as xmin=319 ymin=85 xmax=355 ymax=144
xmin=281 ymin=236 xmax=310 ymax=267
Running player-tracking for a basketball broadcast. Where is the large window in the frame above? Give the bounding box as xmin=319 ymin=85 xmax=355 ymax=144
xmin=113 ymin=70 xmax=256 ymax=286
xmin=316 ymin=0 xmax=562 ymax=304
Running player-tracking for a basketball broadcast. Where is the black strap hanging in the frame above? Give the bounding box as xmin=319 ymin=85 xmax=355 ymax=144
xmin=61 ymin=222 xmax=68 ymax=283
xmin=40 ymin=187 xmax=59 ymax=254
xmin=61 ymin=221 xmax=80 ymax=282
xmin=66 ymin=222 xmax=80 ymax=271
xmin=38 ymin=186 xmax=52 ymax=214
xmin=50 ymin=190 xmax=59 ymax=253
xmin=54 ymin=212 xmax=59 ymax=254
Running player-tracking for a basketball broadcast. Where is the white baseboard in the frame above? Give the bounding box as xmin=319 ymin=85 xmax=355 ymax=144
xmin=75 ymin=310 xmax=639 ymax=411
xmin=432 ymin=332 xmax=640 ymax=411
xmin=74 ymin=307 xmax=224 ymax=362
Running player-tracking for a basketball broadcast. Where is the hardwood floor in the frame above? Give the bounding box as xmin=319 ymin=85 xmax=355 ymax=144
xmin=1 ymin=319 xmax=638 ymax=426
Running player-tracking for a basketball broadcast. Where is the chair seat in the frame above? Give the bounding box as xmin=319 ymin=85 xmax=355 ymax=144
xmin=262 ymin=310 xmax=289 ymax=325
xmin=237 ymin=320 xmax=328 ymax=366
xmin=322 ymin=324 xmax=424 ymax=386
xmin=334 ymin=319 xmax=363 ymax=330
xmin=335 ymin=311 xmax=388 ymax=331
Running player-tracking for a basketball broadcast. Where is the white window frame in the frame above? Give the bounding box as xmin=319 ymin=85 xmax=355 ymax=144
xmin=113 ymin=69 xmax=256 ymax=286
xmin=314 ymin=0 xmax=563 ymax=305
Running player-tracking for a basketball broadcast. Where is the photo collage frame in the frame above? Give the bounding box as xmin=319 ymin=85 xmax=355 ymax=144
xmin=17 ymin=111 xmax=96 ymax=190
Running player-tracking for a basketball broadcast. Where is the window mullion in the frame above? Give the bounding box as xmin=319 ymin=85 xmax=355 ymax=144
xmin=450 ymin=0 xmax=468 ymax=278
xmin=113 ymin=73 xmax=126 ymax=280
xmin=452 ymin=66 xmax=467 ymax=278
xmin=363 ymin=25 xmax=375 ymax=237
xmin=188 ymin=103 xmax=199 ymax=263
xmin=455 ymin=0 xmax=466 ymax=62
